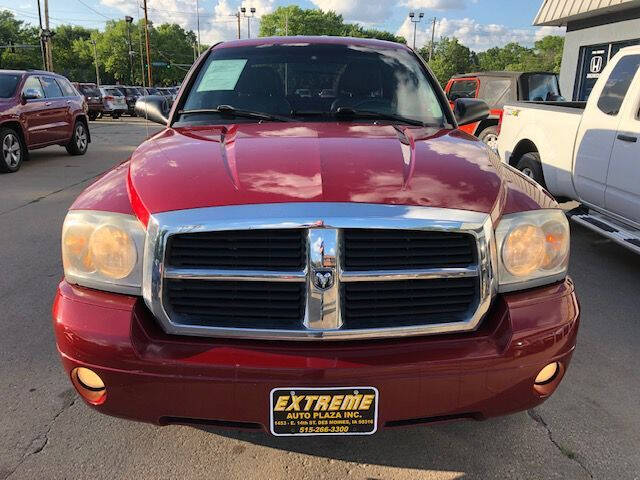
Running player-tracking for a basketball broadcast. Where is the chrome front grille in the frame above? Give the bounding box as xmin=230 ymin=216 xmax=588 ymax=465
xmin=143 ymin=203 xmax=496 ymax=340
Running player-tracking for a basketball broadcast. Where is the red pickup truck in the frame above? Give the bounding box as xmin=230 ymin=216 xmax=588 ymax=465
xmin=53 ymin=37 xmax=579 ymax=436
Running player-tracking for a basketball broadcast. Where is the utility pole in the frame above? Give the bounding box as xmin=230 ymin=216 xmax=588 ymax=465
xmin=409 ymin=12 xmax=424 ymax=51
xmin=285 ymin=12 xmax=289 ymax=35
xmin=233 ymin=11 xmax=241 ymax=39
xmin=36 ymin=0 xmax=46 ymax=70
xmin=429 ymin=17 xmax=437 ymax=62
xmin=193 ymin=42 xmax=197 ymax=62
xmin=43 ymin=0 xmax=53 ymax=70
xmin=91 ymin=39 xmax=100 ymax=86
xmin=143 ymin=0 xmax=152 ymax=86
xmin=195 ymin=0 xmax=201 ymax=55
xmin=125 ymin=16 xmax=134 ymax=85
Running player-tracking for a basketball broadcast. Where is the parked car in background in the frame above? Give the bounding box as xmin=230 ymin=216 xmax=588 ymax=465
xmin=98 ymin=86 xmax=127 ymax=119
xmin=445 ymin=71 xmax=563 ymax=149
xmin=0 ymin=70 xmax=89 ymax=173
xmin=73 ymin=82 xmax=103 ymax=121
xmin=54 ymin=37 xmax=579 ymax=433
xmin=141 ymin=87 xmax=161 ymax=96
xmin=498 ymin=46 xmax=640 ymax=254
xmin=117 ymin=86 xmax=143 ymax=116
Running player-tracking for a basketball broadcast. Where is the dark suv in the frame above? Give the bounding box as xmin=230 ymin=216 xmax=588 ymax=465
xmin=0 ymin=70 xmax=90 ymax=173
xmin=73 ymin=82 xmax=103 ymax=120
xmin=445 ymin=71 xmax=563 ymax=149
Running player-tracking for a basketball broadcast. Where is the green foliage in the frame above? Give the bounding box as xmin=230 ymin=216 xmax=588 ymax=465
xmin=419 ymin=35 xmax=564 ymax=86
xmin=259 ymin=6 xmax=405 ymax=43
xmin=0 ymin=11 xmax=42 ymax=70
xmin=420 ymin=37 xmax=478 ymax=86
xmin=0 ymin=11 xmax=197 ymax=86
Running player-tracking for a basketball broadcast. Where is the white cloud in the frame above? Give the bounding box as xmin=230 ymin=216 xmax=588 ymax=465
xmin=396 ymin=16 xmax=565 ymax=51
xmin=400 ymin=0 xmax=466 ymax=10
xmin=309 ymin=0 xmax=394 ymax=23
xmin=101 ymin=0 xmax=276 ymax=44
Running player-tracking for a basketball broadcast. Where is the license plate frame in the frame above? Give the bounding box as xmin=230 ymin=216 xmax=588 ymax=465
xmin=269 ymin=386 xmax=379 ymax=436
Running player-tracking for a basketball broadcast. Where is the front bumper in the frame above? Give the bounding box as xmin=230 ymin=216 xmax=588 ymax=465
xmin=53 ymin=279 xmax=579 ymax=431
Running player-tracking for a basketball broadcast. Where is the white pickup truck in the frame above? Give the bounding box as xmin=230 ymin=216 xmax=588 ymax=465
xmin=498 ymin=46 xmax=640 ymax=254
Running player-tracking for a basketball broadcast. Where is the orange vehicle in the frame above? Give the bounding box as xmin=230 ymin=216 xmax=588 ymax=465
xmin=445 ymin=71 xmax=563 ymax=149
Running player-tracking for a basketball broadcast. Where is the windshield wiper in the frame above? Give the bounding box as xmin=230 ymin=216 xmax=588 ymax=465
xmin=332 ymin=107 xmax=427 ymax=127
xmin=178 ymin=105 xmax=293 ymax=122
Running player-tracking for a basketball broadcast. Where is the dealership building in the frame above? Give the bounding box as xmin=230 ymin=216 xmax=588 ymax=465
xmin=534 ymin=0 xmax=640 ymax=100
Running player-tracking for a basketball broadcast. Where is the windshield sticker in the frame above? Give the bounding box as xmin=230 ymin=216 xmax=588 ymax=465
xmin=196 ymin=59 xmax=248 ymax=92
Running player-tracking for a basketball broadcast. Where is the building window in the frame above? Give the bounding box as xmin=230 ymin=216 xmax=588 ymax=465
xmin=574 ymin=39 xmax=640 ymax=101
xmin=597 ymin=54 xmax=640 ymax=116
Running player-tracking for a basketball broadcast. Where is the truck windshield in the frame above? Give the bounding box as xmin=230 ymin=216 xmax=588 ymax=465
xmin=0 ymin=74 xmax=21 ymax=98
xmin=181 ymin=43 xmax=445 ymax=126
xmin=523 ymin=74 xmax=562 ymax=101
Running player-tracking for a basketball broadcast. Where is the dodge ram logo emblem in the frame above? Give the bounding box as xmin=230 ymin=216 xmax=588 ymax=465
xmin=313 ymin=270 xmax=334 ymax=290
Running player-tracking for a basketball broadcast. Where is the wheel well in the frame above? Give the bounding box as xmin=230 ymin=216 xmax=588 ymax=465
xmin=474 ymin=119 xmax=499 ymax=136
xmin=0 ymin=121 xmax=26 ymax=147
xmin=509 ymin=139 xmax=538 ymax=167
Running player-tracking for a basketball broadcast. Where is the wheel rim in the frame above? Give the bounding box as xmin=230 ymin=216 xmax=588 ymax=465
xmin=483 ymin=133 xmax=499 ymax=150
xmin=76 ymin=124 xmax=87 ymax=151
xmin=521 ymin=167 xmax=535 ymax=179
xmin=3 ymin=133 xmax=21 ymax=168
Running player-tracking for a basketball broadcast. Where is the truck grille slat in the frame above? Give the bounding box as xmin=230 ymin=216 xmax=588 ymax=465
xmin=167 ymin=229 xmax=306 ymax=270
xmin=342 ymin=229 xmax=476 ymax=271
xmin=342 ymin=277 xmax=477 ymax=327
xmin=166 ymin=279 xmax=305 ymax=329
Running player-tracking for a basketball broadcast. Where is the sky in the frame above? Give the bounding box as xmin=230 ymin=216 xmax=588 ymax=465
xmin=4 ymin=0 xmax=565 ymax=52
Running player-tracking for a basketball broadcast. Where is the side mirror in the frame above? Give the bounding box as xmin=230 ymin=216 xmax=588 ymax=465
xmin=134 ymin=95 xmax=169 ymax=126
xmin=453 ymin=98 xmax=490 ymax=127
xmin=21 ymin=88 xmax=43 ymax=103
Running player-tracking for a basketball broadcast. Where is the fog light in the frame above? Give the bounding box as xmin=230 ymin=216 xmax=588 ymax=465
xmin=71 ymin=367 xmax=106 ymax=405
xmin=535 ymin=362 xmax=559 ymax=385
xmin=76 ymin=367 xmax=105 ymax=391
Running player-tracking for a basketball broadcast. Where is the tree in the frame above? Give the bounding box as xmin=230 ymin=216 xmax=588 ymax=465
xmin=0 ymin=11 xmax=41 ymax=70
xmin=52 ymin=25 xmax=96 ymax=82
xmin=421 ymin=37 xmax=478 ymax=86
xmin=260 ymin=6 xmax=344 ymax=37
xmin=259 ymin=6 xmax=405 ymax=43
xmin=477 ymin=43 xmax=533 ymax=71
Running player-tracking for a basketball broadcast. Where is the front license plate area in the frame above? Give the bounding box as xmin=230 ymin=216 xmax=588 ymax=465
xmin=270 ymin=387 xmax=378 ymax=436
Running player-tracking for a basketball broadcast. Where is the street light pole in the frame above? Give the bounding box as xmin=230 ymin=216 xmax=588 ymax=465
xmin=125 ymin=16 xmax=134 ymax=85
xmin=241 ymin=7 xmax=256 ymax=39
xmin=409 ymin=11 xmax=424 ymax=51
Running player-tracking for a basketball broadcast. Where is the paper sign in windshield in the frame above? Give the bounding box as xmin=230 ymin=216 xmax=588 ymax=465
xmin=196 ymin=59 xmax=248 ymax=92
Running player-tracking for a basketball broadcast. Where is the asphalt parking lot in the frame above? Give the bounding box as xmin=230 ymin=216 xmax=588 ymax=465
xmin=1 ymin=117 xmax=639 ymax=480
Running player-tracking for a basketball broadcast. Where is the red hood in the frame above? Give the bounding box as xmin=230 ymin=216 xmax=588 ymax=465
xmin=128 ymin=123 xmax=505 ymax=218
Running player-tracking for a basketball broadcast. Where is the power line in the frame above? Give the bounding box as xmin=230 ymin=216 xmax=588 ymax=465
xmin=74 ymin=0 xmax=114 ymax=20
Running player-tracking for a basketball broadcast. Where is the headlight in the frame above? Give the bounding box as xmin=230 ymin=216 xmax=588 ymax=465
xmin=495 ymin=209 xmax=570 ymax=292
xmin=62 ymin=211 xmax=145 ymax=294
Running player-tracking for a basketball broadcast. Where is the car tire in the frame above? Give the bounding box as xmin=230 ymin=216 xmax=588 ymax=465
xmin=88 ymin=112 xmax=98 ymax=121
xmin=0 ymin=128 xmax=26 ymax=173
xmin=66 ymin=120 xmax=89 ymax=156
xmin=516 ymin=152 xmax=546 ymax=188
xmin=112 ymin=113 xmax=120 ymax=119
xmin=478 ymin=126 xmax=499 ymax=150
